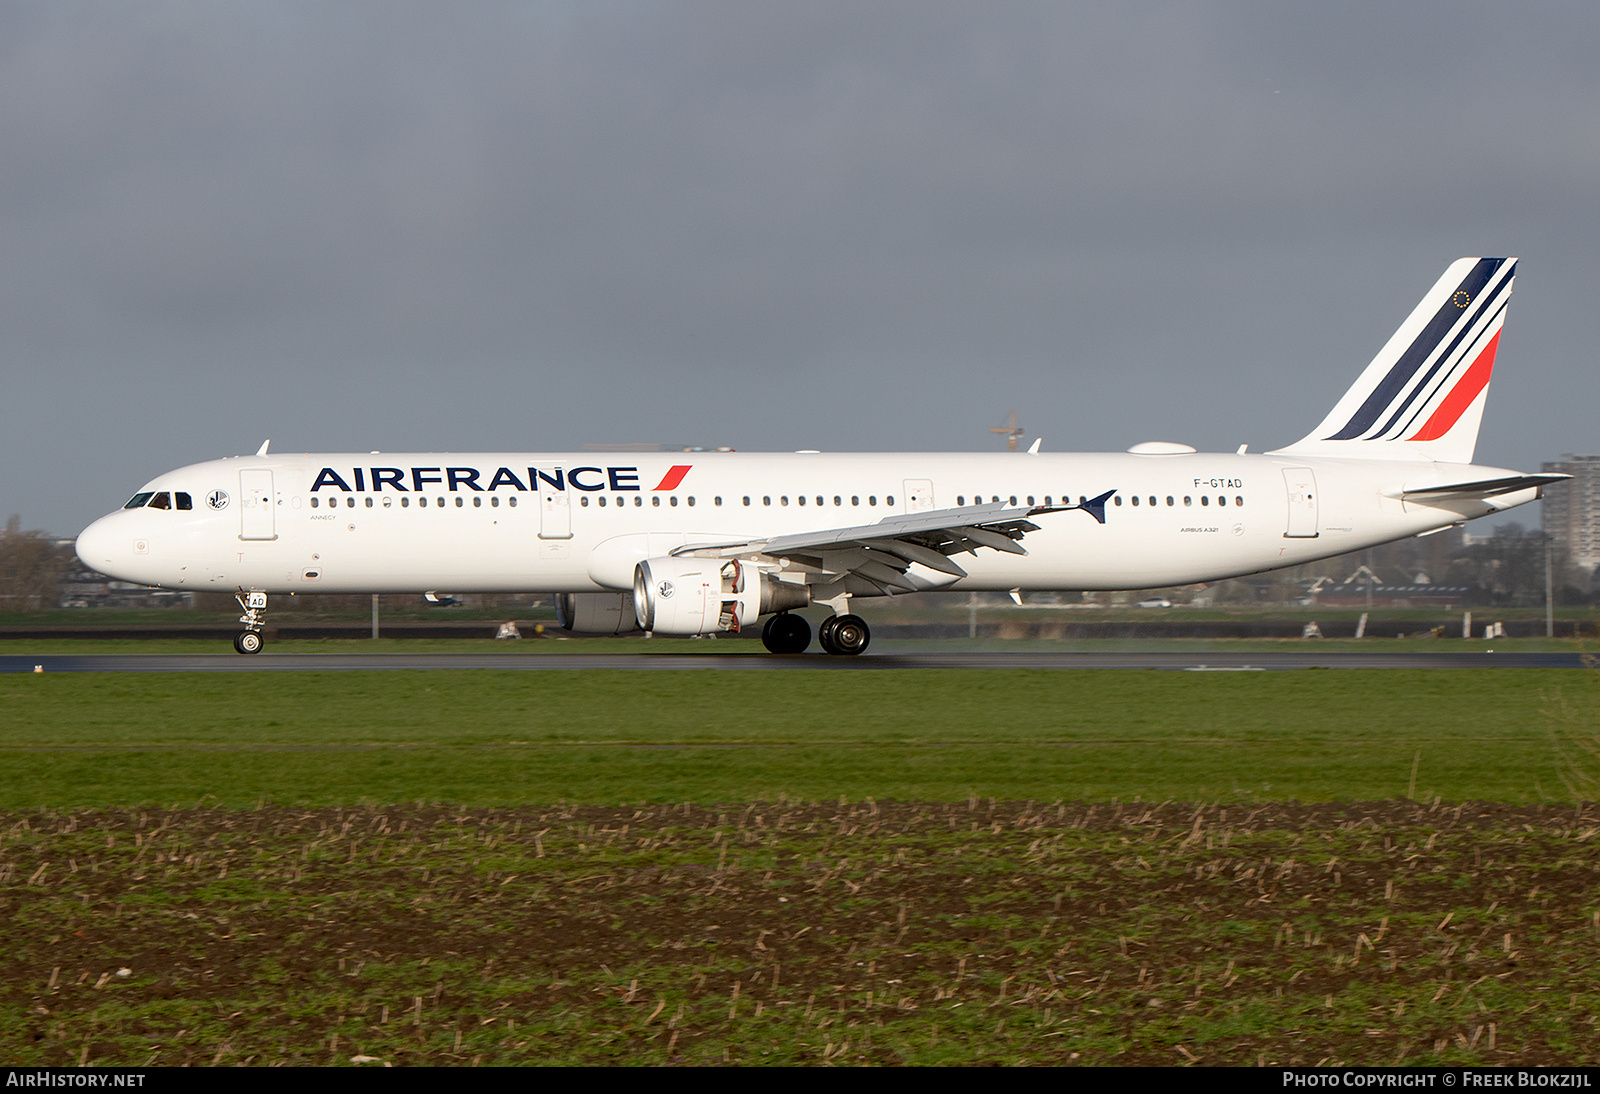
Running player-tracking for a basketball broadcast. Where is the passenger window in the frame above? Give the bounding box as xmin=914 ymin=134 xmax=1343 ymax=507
xmin=401 ymin=496 xmax=410 ymax=508
xmin=1166 ymin=496 xmax=1174 ymax=506
xmin=1114 ymin=496 xmax=1122 ymax=506
xmin=869 ymin=496 xmax=876 ymax=506
xmin=1027 ymin=496 xmax=1035 ymax=506
xmin=715 ymin=497 xmax=723 ymax=506
xmin=834 ymin=496 xmax=841 ymax=506
xmin=382 ymin=496 xmax=393 ymax=508
xmin=781 ymin=496 xmax=789 ymax=506
xmin=817 ymin=496 xmax=824 ymax=507
xmin=763 ymin=496 xmax=771 ymax=506
xmin=670 ymin=496 xmax=679 ymax=507
xmin=419 ymin=497 xmax=428 ymax=508
xmin=743 ymin=496 xmax=751 ymax=506
xmin=1236 ymin=496 xmax=1244 ymax=507
xmin=176 ymin=492 xmax=192 ymax=510
xmin=1184 ymin=496 xmax=1192 ymax=506
xmin=799 ymin=495 xmax=806 ymax=506
xmin=1131 ymin=495 xmax=1139 ymax=506
xmin=598 ymin=496 xmax=606 ymax=507
xmin=633 ymin=497 xmax=641 ymax=506
xmin=887 ymin=496 xmax=895 ymax=505
xmin=957 ymin=496 xmax=965 ymax=506
xmin=148 ymin=492 xmax=171 ymax=510
xmin=652 ymin=496 xmax=661 ymax=507
xmin=1216 ymin=496 xmax=1225 ymax=506
xmin=1201 ymin=496 xmax=1209 ymax=506
xmin=365 ymin=496 xmax=374 ymax=508
xmin=581 ymin=496 xmax=590 ymax=507
xmin=1009 ymin=496 xmax=1017 ymax=506
xmin=1149 ymin=496 xmax=1157 ymax=506
xmin=1044 ymin=496 xmax=1052 ymax=506
xmin=491 ymin=496 xmax=500 ymax=507
xmin=687 ymin=496 xmax=696 ymax=506
xmin=310 ymin=496 xmax=319 ymax=508
xmin=509 ymin=496 xmax=518 ymax=507
xmin=123 ymin=492 xmax=154 ymax=509
xmin=473 ymin=496 xmax=481 ymax=508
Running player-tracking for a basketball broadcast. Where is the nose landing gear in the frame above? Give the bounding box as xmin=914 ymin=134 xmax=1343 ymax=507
xmin=234 ymin=591 xmax=267 ymax=654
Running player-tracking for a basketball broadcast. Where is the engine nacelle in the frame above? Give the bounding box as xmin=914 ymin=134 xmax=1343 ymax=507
xmin=554 ymin=591 xmax=643 ymax=635
xmin=633 ymin=557 xmax=809 ymax=635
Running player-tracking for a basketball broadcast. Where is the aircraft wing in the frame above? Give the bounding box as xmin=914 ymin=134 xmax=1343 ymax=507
xmin=670 ymin=490 xmax=1114 ymax=595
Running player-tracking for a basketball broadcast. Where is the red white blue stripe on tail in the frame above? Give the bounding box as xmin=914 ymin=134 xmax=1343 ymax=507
xmin=1273 ymin=258 xmax=1515 ymax=465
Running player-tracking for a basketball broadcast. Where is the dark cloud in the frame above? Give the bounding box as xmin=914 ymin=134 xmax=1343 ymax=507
xmin=3 ymin=1 xmax=1598 ymax=533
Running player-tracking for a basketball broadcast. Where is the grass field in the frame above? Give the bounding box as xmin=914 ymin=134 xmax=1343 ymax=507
xmin=4 ymin=663 xmax=1600 ymax=1066
xmin=5 ymin=800 xmax=1598 ymax=1066
xmin=0 ymin=667 xmax=1598 ymax=806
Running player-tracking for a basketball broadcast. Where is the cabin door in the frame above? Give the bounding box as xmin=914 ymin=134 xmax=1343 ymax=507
xmin=239 ymin=470 xmax=277 ymax=541
xmin=1282 ymin=467 xmax=1319 ymax=538
xmin=539 ymin=468 xmax=572 ymax=540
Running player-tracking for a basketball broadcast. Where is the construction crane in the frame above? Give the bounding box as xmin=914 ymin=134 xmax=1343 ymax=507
xmin=990 ymin=409 xmax=1025 ymax=452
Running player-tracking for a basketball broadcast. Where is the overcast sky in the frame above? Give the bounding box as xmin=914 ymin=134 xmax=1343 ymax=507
xmin=5 ymin=2 xmax=1598 ymax=535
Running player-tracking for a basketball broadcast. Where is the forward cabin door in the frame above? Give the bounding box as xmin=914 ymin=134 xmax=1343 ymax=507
xmin=239 ymin=470 xmax=276 ymax=541
xmin=904 ymin=479 xmax=934 ymax=514
xmin=1282 ymin=467 xmax=1319 ymax=538
xmin=538 ymin=467 xmax=572 ymax=540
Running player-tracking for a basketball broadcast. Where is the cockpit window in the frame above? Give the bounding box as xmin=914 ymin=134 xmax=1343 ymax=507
xmin=147 ymin=492 xmax=172 ymax=510
xmin=175 ymin=492 xmax=192 ymax=510
xmin=124 ymin=492 xmax=154 ymax=509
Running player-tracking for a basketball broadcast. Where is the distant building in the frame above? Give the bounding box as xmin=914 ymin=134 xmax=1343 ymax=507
xmin=1541 ymin=455 xmax=1600 ymax=571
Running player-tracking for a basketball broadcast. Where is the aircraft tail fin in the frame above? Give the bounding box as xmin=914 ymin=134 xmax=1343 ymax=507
xmin=1271 ymin=258 xmax=1516 ymax=465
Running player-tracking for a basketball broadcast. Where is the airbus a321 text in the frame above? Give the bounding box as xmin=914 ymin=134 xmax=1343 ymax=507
xmin=77 ymin=258 xmax=1563 ymax=656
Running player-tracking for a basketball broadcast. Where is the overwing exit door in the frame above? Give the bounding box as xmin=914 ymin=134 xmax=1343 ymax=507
xmin=904 ymin=480 xmax=934 ymax=513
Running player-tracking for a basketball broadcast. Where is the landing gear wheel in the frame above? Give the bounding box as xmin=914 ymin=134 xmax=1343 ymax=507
xmin=234 ymin=631 xmax=263 ymax=655
xmin=817 ymin=614 xmax=840 ymax=652
xmin=821 ymin=613 xmax=870 ymax=656
xmin=760 ymin=612 xmax=812 ymax=654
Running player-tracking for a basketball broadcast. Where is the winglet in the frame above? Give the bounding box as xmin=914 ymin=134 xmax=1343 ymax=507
xmin=256 ymin=439 xmax=271 ymax=457
xmin=1079 ymin=489 xmax=1115 ymax=525
xmin=1027 ymin=438 xmax=1042 ymax=455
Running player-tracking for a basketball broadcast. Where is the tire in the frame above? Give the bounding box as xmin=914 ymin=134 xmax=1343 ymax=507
xmin=827 ymin=614 xmax=870 ymax=656
xmin=235 ymin=631 xmax=263 ymax=655
xmin=817 ymin=615 xmax=841 ymax=654
xmin=760 ymin=612 xmax=811 ymax=654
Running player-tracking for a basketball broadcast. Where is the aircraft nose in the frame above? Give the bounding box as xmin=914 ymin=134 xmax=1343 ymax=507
xmin=75 ymin=514 xmax=120 ymax=573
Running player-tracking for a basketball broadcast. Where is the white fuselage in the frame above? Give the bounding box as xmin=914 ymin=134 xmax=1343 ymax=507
xmin=76 ymin=450 xmax=1534 ymax=596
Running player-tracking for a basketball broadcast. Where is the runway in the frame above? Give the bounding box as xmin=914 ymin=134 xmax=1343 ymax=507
xmin=1 ymin=650 xmax=1587 ymax=672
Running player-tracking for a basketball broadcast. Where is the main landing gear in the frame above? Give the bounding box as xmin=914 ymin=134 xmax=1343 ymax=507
xmin=760 ymin=612 xmax=811 ymax=655
xmin=234 ymin=591 xmax=267 ymax=655
xmin=759 ymin=612 xmax=871 ymax=656
xmin=819 ymin=613 xmax=870 ymax=656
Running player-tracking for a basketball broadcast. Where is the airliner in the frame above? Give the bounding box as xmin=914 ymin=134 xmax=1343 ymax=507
xmin=76 ymin=258 xmax=1563 ymax=655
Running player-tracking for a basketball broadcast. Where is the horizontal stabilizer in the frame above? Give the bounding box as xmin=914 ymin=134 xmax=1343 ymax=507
xmin=1399 ymin=473 xmax=1569 ymax=501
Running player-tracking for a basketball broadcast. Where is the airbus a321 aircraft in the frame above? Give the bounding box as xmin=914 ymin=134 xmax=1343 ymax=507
xmin=77 ymin=258 xmax=1563 ymax=656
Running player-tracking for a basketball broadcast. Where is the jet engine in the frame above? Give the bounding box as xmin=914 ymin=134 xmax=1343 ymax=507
xmin=633 ymin=557 xmax=809 ymax=635
xmin=554 ymin=591 xmax=643 ymax=635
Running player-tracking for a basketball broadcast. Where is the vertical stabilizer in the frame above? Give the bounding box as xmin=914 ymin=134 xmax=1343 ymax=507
xmin=1271 ymin=258 xmax=1515 ymax=464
